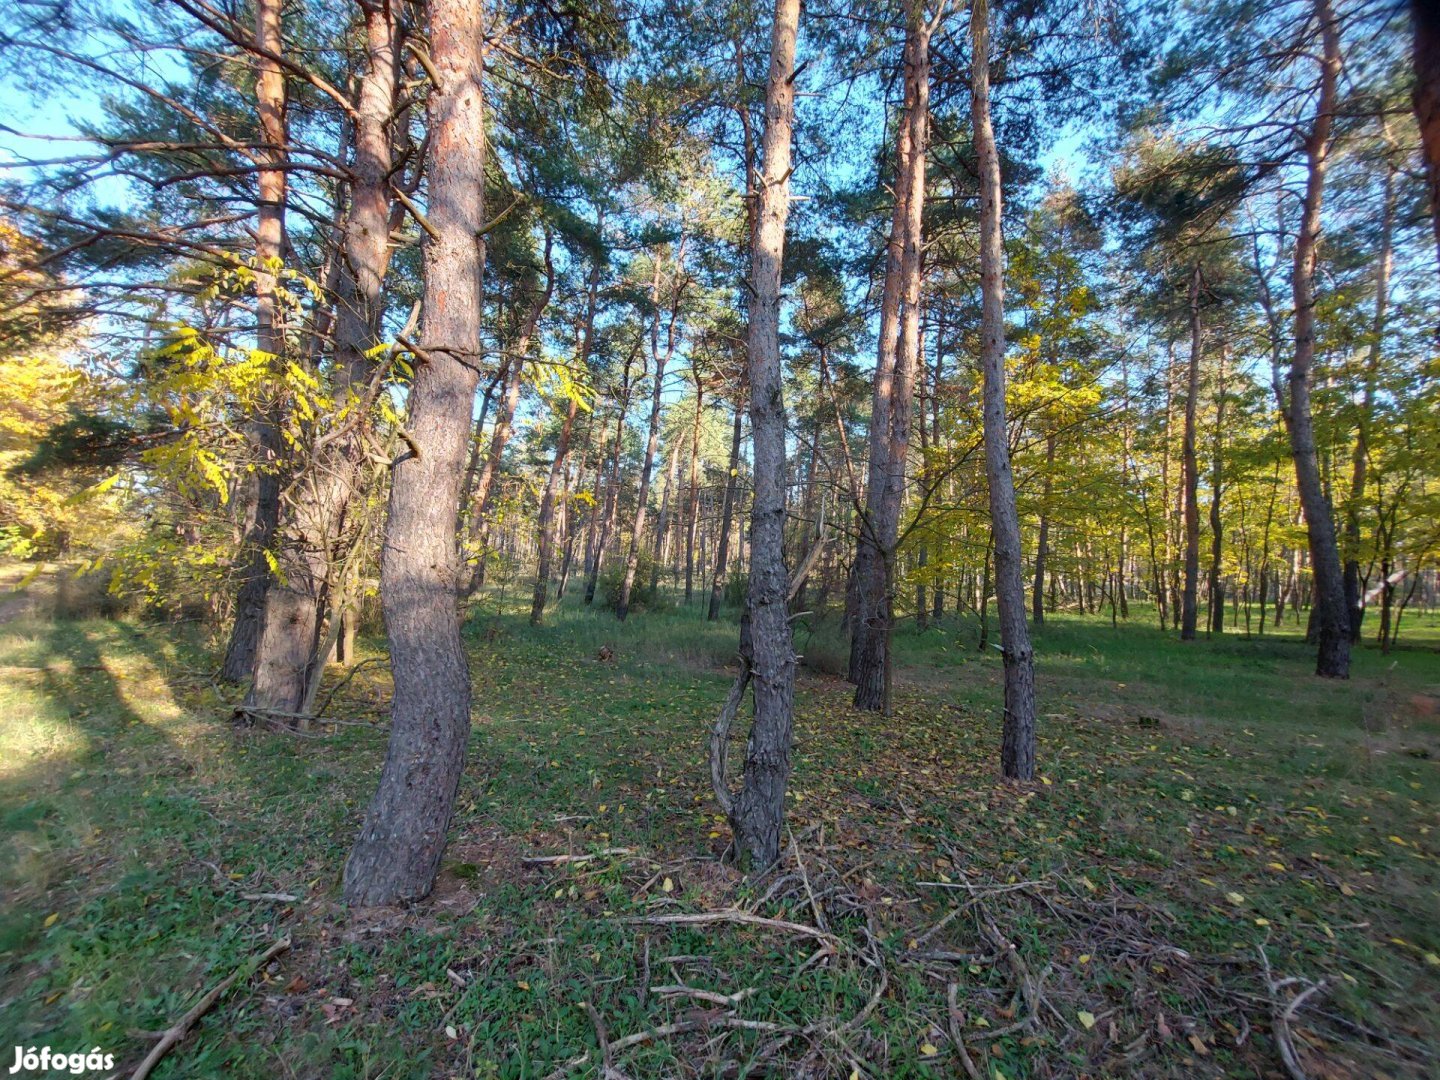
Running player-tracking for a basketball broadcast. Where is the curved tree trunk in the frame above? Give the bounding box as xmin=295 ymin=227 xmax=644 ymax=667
xmin=343 ymin=0 xmax=486 ymax=906
xmin=1286 ymin=0 xmax=1350 ymax=679
xmin=973 ymin=0 xmax=1037 ymax=780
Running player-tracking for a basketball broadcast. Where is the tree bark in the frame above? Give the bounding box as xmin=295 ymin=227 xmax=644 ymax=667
xmin=343 ymin=0 xmax=486 ymax=906
xmin=972 ymin=0 xmax=1037 ymax=780
xmin=1285 ymin=0 xmax=1351 ymax=678
xmin=221 ymin=0 xmax=288 ymax=683
xmin=725 ymin=0 xmax=799 ymax=870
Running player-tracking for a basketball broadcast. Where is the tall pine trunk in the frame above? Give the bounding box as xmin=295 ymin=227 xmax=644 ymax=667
xmin=850 ymin=2 xmax=930 ymax=713
xmin=221 ymin=0 xmax=288 ymax=683
xmin=247 ymin=2 xmax=397 ymax=713
xmin=343 ymin=0 xmax=486 ymax=905
xmin=972 ymin=0 xmax=1036 ymax=780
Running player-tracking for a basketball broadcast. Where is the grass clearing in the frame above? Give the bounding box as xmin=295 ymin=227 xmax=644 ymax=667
xmin=1 ymin=591 xmax=1437 ymax=1077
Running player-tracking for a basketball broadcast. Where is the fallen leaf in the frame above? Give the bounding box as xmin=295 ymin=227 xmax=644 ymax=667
xmin=1078 ymin=1010 xmax=1097 ymax=1030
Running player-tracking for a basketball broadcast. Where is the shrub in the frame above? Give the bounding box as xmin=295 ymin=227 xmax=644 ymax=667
xmin=599 ymin=550 xmax=659 ymax=613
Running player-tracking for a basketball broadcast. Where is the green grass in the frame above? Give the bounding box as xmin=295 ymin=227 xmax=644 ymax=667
xmin=1 ymin=585 xmax=1437 ymax=1078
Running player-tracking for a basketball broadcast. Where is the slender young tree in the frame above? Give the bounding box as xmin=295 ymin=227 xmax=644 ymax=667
xmin=343 ymin=0 xmax=487 ymax=905
xmin=972 ymin=0 xmax=1037 ymax=779
xmin=723 ymin=0 xmax=800 ymax=869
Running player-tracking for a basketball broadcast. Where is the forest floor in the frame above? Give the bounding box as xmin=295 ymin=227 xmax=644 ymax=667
xmin=1 ymin=575 xmax=1438 ymax=1078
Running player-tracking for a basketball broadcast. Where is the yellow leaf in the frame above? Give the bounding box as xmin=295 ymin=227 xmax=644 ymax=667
xmin=516 ymin=981 xmax=530 ymax=991
xmin=919 ymin=1042 xmax=939 ymax=1056
xmin=1425 ymin=953 xmax=1439 ymax=966
xmin=1254 ymin=918 xmax=1270 ymax=926
xmin=1225 ymin=892 xmax=1245 ymax=906
xmin=1078 ymin=1010 xmax=1097 ymax=1029
xmin=1266 ymin=862 xmax=1287 ymax=872
xmin=662 ymin=877 xmax=674 ymax=893
xmin=1077 ymin=954 xmax=1091 ymax=964
xmin=43 ymin=913 xmax=58 ymax=928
